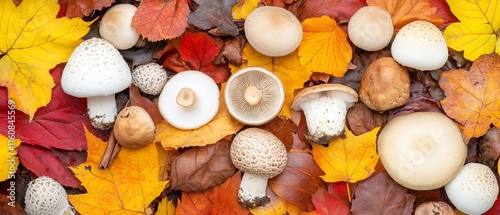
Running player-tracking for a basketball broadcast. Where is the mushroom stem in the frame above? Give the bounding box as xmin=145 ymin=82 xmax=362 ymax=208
xmin=176 ymin=87 xmax=196 ymax=108
xmin=300 ymin=96 xmax=349 ymax=145
xmin=87 ymin=95 xmax=118 ymax=130
xmin=238 ymin=172 xmax=270 ymax=208
xmin=244 ymin=86 xmax=261 ymax=106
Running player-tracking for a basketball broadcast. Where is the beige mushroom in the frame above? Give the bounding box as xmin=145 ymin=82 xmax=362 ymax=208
xmin=25 ymin=176 xmax=75 ymax=215
xmin=113 ymin=106 xmax=156 ymax=149
xmin=132 ymin=62 xmax=169 ymax=96
xmin=99 ymin=4 xmax=140 ymax=50
xmin=414 ymin=201 xmax=455 ymax=215
xmin=348 ymin=6 xmax=394 ymax=51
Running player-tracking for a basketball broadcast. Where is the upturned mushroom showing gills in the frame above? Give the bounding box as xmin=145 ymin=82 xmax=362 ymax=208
xmin=291 ymin=84 xmax=358 ymax=145
xmin=230 ymin=128 xmax=288 ymax=208
xmin=61 ymin=37 xmax=132 ymax=130
xmin=158 ymin=70 xmax=220 ymax=130
xmin=225 ymin=67 xmax=285 ymax=125
xmin=24 ymin=176 xmax=75 ymax=215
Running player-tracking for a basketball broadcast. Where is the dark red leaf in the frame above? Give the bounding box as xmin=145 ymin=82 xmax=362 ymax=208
xmin=430 ymin=0 xmax=459 ymax=28
xmin=58 ymin=0 xmax=115 ymax=18
xmin=327 ymin=182 xmax=351 ymax=208
xmin=291 ymin=0 xmax=366 ymax=24
xmin=311 ymin=188 xmax=350 ymax=215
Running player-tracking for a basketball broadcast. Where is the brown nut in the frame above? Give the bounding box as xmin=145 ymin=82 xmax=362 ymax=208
xmin=359 ymin=57 xmax=410 ymax=112
xmin=113 ymin=106 xmax=156 ymax=149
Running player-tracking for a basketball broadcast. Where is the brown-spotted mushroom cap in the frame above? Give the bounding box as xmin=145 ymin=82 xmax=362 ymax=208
xmin=224 ymin=67 xmax=285 ymax=125
xmin=113 ymin=106 xmax=156 ymax=149
xmin=348 ymin=6 xmax=394 ymax=51
xmin=132 ymin=62 xmax=168 ymax=95
xmin=158 ymin=70 xmax=220 ymax=130
xmin=414 ymin=201 xmax=455 ymax=215
xmin=24 ymin=176 xmax=75 ymax=215
xmin=99 ymin=4 xmax=140 ymax=50
xmin=359 ymin=57 xmax=410 ymax=112
xmin=377 ymin=112 xmax=467 ymax=190
xmin=230 ymin=127 xmax=288 ymax=208
xmin=291 ymin=84 xmax=358 ymax=145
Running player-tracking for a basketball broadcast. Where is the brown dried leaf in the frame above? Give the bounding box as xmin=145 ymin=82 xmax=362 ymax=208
xmin=388 ymin=80 xmax=443 ymax=121
xmin=479 ymin=127 xmax=500 ymax=169
xmin=129 ymin=84 xmax=163 ymax=124
xmin=157 ymin=44 xmax=191 ymax=73
xmin=188 ymin=0 xmax=239 ymax=36
xmin=0 ymin=194 xmax=27 ymax=214
xmin=214 ymin=34 xmax=247 ymax=67
xmin=260 ymin=117 xmax=296 ymax=152
xmin=347 ymin=102 xmax=388 ymax=136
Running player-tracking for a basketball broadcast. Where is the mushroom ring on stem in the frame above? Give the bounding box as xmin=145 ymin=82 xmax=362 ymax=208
xmin=158 ymin=70 xmax=220 ymax=130
xmin=230 ymin=128 xmax=288 ymax=208
xmin=291 ymin=84 xmax=358 ymax=145
xmin=61 ymin=37 xmax=132 ymax=130
xmin=225 ymin=67 xmax=285 ymax=125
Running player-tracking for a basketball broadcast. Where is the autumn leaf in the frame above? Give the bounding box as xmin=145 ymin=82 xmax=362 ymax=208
xmin=0 ymin=0 xmax=92 ymax=118
xmin=249 ymin=186 xmax=303 ymax=215
xmin=132 ymin=0 xmax=189 ymax=42
xmin=58 ymin=0 xmax=115 ymax=18
xmin=232 ymin=44 xmax=312 ymax=119
xmin=0 ymin=135 xmax=19 ymax=182
xmin=176 ymin=172 xmax=248 ymax=215
xmin=154 ymin=86 xmax=243 ymax=149
xmin=367 ymin=0 xmax=445 ymax=30
xmin=231 ymin=0 xmax=260 ymax=19
xmin=311 ymin=188 xmax=350 ymax=215
xmin=157 ymin=197 xmax=176 ymax=215
xmin=292 ymin=0 xmax=365 ymax=23
xmin=188 ymin=0 xmax=239 ymax=36
xmin=312 ymin=127 xmax=380 ymax=183
xmin=439 ymin=53 xmax=500 ymax=138
xmin=299 ymin=16 xmax=352 ymax=77
xmin=443 ymin=0 xmax=500 ymax=61
xmin=68 ymin=127 xmax=168 ymax=214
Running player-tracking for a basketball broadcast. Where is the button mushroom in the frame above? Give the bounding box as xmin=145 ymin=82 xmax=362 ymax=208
xmin=99 ymin=4 xmax=140 ymax=50
xmin=359 ymin=57 xmax=410 ymax=112
xmin=445 ymin=163 xmax=499 ymax=215
xmin=113 ymin=106 xmax=156 ymax=149
xmin=377 ymin=112 xmax=467 ymax=190
xmin=224 ymin=67 xmax=285 ymax=125
xmin=291 ymin=84 xmax=358 ymax=145
xmin=132 ymin=62 xmax=169 ymax=96
xmin=348 ymin=6 xmax=394 ymax=51
xmin=24 ymin=176 xmax=75 ymax=215
xmin=391 ymin=20 xmax=448 ymax=71
xmin=244 ymin=6 xmax=303 ymax=57
xmin=230 ymin=128 xmax=288 ymax=208
xmin=157 ymin=70 xmax=219 ymax=130
xmin=61 ymin=37 xmax=132 ymax=130
xmin=414 ymin=201 xmax=455 ymax=215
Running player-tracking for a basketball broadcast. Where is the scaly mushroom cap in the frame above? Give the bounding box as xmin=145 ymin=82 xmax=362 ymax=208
xmin=99 ymin=4 xmax=140 ymax=50
xmin=113 ymin=106 xmax=156 ymax=149
xmin=225 ymin=67 xmax=285 ymax=125
xmin=414 ymin=201 xmax=455 ymax=215
xmin=132 ymin=62 xmax=168 ymax=95
xmin=359 ymin=57 xmax=410 ymax=112
xmin=230 ymin=128 xmax=288 ymax=178
xmin=25 ymin=176 xmax=74 ymax=215
xmin=348 ymin=6 xmax=394 ymax=51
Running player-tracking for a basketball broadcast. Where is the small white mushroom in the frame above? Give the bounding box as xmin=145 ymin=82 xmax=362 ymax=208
xmin=24 ymin=176 xmax=75 ymax=215
xmin=132 ymin=62 xmax=168 ymax=95
xmin=348 ymin=6 xmax=394 ymax=51
xmin=99 ymin=4 xmax=140 ymax=50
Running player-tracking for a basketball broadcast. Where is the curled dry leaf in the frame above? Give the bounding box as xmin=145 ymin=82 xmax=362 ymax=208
xmin=187 ymin=0 xmax=239 ymax=36
xmin=157 ymin=44 xmax=191 ymax=73
xmin=170 ymin=139 xmax=237 ymax=192
xmin=129 ymin=84 xmax=163 ymax=124
xmin=347 ymin=102 xmax=388 ymax=136
xmin=479 ymin=127 xmax=500 ymax=169
xmin=389 ymin=80 xmax=443 ymax=121
xmin=214 ymin=34 xmax=247 ymax=67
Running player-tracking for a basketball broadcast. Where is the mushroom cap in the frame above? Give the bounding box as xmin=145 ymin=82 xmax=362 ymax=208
xmin=132 ymin=62 xmax=168 ymax=95
xmin=414 ymin=201 xmax=455 ymax=215
xmin=224 ymin=67 xmax=285 ymax=125
xmin=348 ymin=6 xmax=394 ymax=51
xmin=230 ymin=128 xmax=288 ymax=178
xmin=359 ymin=57 xmax=410 ymax=112
xmin=391 ymin=20 xmax=448 ymax=71
xmin=244 ymin=6 xmax=303 ymax=57
xmin=114 ymin=106 xmax=156 ymax=149
xmin=25 ymin=176 xmax=72 ymax=215
xmin=99 ymin=4 xmax=140 ymax=50
xmin=61 ymin=37 xmax=132 ymax=98
xmin=377 ymin=112 xmax=467 ymax=190
xmin=158 ymin=70 xmax=220 ymax=130
xmin=291 ymin=84 xmax=358 ymax=111
xmin=445 ymin=163 xmax=499 ymax=215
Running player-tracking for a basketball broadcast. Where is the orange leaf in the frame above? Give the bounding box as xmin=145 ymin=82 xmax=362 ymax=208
xmin=366 ymin=0 xmax=445 ymax=29
xmin=176 ymin=172 xmax=248 ymax=215
xmin=132 ymin=0 xmax=189 ymax=41
xmin=439 ymin=53 xmax=500 ymax=138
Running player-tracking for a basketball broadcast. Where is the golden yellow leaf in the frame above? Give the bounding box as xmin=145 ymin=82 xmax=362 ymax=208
xmin=232 ymin=44 xmax=312 ymax=119
xmin=298 ymin=16 xmax=352 ymax=78
xmin=312 ymin=127 xmax=380 ymax=183
xmin=157 ymin=198 xmax=176 ymax=215
xmin=232 ymin=0 xmax=260 ymax=19
xmin=68 ymin=127 xmax=168 ymax=214
xmin=443 ymin=0 xmax=500 ymax=61
xmin=0 ymin=0 xmax=92 ymax=118
xmin=0 ymin=135 xmax=20 ymax=182
xmin=154 ymin=87 xmax=244 ymax=149
xmin=249 ymin=195 xmax=302 ymax=215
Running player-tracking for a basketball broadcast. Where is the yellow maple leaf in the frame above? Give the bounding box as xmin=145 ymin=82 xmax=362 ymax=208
xmin=231 ymin=0 xmax=260 ymax=19
xmin=312 ymin=127 xmax=380 ymax=183
xmin=249 ymin=195 xmax=302 ymax=215
xmin=68 ymin=127 xmax=168 ymax=214
xmin=156 ymin=198 xmax=176 ymax=215
xmin=154 ymin=87 xmax=244 ymax=149
xmin=232 ymin=44 xmax=312 ymax=119
xmin=443 ymin=0 xmax=500 ymax=61
xmin=0 ymin=0 xmax=92 ymax=118
xmin=0 ymin=135 xmax=20 ymax=182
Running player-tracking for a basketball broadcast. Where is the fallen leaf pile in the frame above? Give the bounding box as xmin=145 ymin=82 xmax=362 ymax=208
xmin=1 ymin=0 xmax=500 ymax=214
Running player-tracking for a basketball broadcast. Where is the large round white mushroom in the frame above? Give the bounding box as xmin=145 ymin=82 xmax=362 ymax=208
xmin=99 ymin=4 xmax=140 ymax=50
xmin=348 ymin=6 xmax=394 ymax=51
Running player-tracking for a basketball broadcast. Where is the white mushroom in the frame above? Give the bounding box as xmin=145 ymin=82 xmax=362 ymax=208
xmin=99 ymin=4 xmax=140 ymax=50
xmin=348 ymin=6 xmax=394 ymax=51
xmin=224 ymin=67 xmax=285 ymax=125
xmin=244 ymin=6 xmax=303 ymax=57
xmin=157 ymin=70 xmax=219 ymax=130
xmin=391 ymin=20 xmax=448 ymax=71
xmin=132 ymin=62 xmax=168 ymax=95
xmin=291 ymin=84 xmax=358 ymax=145
xmin=230 ymin=128 xmax=288 ymax=208
xmin=24 ymin=176 xmax=75 ymax=215
xmin=61 ymin=37 xmax=132 ymax=130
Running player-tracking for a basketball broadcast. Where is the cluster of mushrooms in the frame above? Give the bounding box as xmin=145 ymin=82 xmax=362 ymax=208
xmin=55 ymin=3 xmax=498 ymax=213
